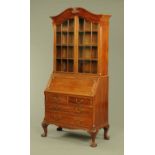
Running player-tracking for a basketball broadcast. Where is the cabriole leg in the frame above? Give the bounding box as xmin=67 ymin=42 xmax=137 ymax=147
xmin=41 ymin=121 xmax=49 ymax=137
xmin=88 ymin=129 xmax=98 ymax=147
xmin=103 ymin=124 xmax=110 ymax=140
xmin=57 ymin=126 xmax=62 ymax=131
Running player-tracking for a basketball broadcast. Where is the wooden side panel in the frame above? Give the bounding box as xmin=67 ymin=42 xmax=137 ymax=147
xmin=53 ymin=24 xmax=56 ymax=72
xmin=101 ymin=17 xmax=111 ymax=75
xmin=94 ymin=76 xmax=108 ymax=129
xmin=102 ymin=76 xmax=109 ymax=126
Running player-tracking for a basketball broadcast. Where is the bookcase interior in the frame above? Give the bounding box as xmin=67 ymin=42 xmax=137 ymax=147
xmin=55 ymin=17 xmax=98 ymax=74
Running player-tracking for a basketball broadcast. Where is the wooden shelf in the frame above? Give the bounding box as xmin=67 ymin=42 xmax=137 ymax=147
xmin=79 ymin=44 xmax=98 ymax=47
xmin=79 ymin=31 xmax=98 ymax=33
xmin=56 ymin=44 xmax=74 ymax=46
xmin=56 ymin=44 xmax=98 ymax=47
xmin=78 ymin=58 xmax=98 ymax=61
xmin=56 ymin=58 xmax=74 ymax=60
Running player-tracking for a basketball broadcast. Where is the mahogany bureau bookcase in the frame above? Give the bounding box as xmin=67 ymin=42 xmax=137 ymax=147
xmin=41 ymin=7 xmax=111 ymax=147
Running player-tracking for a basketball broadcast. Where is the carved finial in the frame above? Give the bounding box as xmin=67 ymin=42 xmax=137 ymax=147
xmin=72 ymin=7 xmax=79 ymax=14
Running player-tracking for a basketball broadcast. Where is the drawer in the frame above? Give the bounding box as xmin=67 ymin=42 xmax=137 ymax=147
xmin=45 ymin=111 xmax=92 ymax=128
xmin=45 ymin=93 xmax=67 ymax=105
xmin=69 ymin=104 xmax=93 ymax=115
xmin=46 ymin=104 xmax=93 ymax=116
xmin=68 ymin=96 xmax=92 ymax=106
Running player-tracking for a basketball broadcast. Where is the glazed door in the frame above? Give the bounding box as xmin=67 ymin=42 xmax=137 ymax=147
xmin=77 ymin=17 xmax=99 ymax=74
xmin=55 ymin=18 xmax=75 ymax=72
xmin=54 ymin=16 xmax=99 ymax=74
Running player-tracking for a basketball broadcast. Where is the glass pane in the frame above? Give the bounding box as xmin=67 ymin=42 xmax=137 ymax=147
xmin=62 ymin=47 xmax=67 ymax=59
xmin=68 ymin=33 xmax=74 ymax=45
xmin=91 ymin=47 xmax=98 ymax=59
xmin=92 ymin=32 xmax=98 ymax=45
xmin=85 ymin=20 xmax=91 ymax=31
xmin=85 ymin=32 xmax=91 ymax=45
xmin=56 ymin=24 xmax=61 ymax=32
xmin=56 ymin=59 xmax=61 ymax=71
xmin=91 ymin=60 xmax=97 ymax=73
xmin=56 ymin=46 xmax=61 ymax=58
xmin=79 ymin=18 xmax=84 ymax=31
xmin=62 ymin=20 xmax=68 ymax=31
xmin=78 ymin=47 xmax=91 ymax=59
xmin=78 ymin=47 xmax=83 ymax=59
xmin=78 ymin=60 xmax=84 ymax=73
xmin=79 ymin=32 xmax=84 ymax=45
xmin=83 ymin=60 xmax=90 ymax=73
xmin=69 ymin=19 xmax=74 ymax=31
xmin=92 ymin=23 xmax=98 ymax=31
xmin=62 ymin=33 xmax=67 ymax=44
xmin=84 ymin=47 xmax=91 ymax=59
xmin=68 ymin=60 xmax=73 ymax=72
xmin=62 ymin=59 xmax=67 ymax=71
xmin=68 ymin=47 xmax=74 ymax=59
xmin=56 ymin=33 xmax=61 ymax=44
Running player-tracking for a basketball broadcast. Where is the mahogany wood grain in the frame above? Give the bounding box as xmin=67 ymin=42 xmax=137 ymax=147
xmin=42 ymin=7 xmax=111 ymax=147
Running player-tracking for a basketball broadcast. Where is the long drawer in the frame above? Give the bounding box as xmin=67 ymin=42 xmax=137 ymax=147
xmin=46 ymin=104 xmax=93 ymax=116
xmin=44 ymin=111 xmax=92 ymax=128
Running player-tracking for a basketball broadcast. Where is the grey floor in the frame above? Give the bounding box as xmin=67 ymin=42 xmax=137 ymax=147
xmin=31 ymin=124 xmax=123 ymax=155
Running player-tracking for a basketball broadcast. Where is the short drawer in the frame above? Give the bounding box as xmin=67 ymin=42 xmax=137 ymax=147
xmin=45 ymin=93 xmax=67 ymax=105
xmin=68 ymin=96 xmax=92 ymax=106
